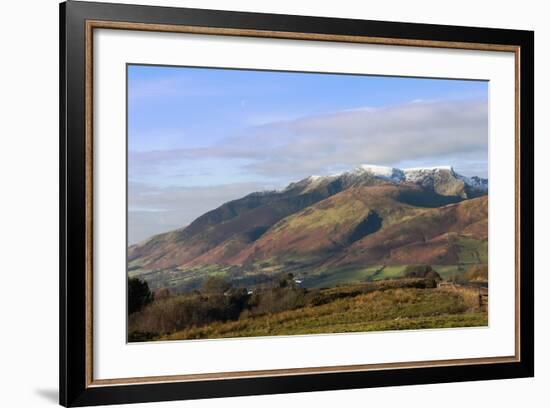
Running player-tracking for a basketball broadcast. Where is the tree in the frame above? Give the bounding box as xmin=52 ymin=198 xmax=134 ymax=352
xmin=128 ymin=277 xmax=153 ymax=315
xmin=278 ymin=272 xmax=295 ymax=288
xmin=404 ymin=264 xmax=441 ymax=281
xmin=201 ymin=276 xmax=231 ymax=294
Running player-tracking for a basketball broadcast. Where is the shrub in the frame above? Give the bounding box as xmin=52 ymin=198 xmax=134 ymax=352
xmin=249 ymin=287 xmax=306 ymax=316
xmin=154 ymin=287 xmax=171 ymax=300
xmin=128 ymin=287 xmax=251 ymax=337
xmin=464 ymin=265 xmax=488 ymax=282
xmin=127 ymin=331 xmax=158 ymax=342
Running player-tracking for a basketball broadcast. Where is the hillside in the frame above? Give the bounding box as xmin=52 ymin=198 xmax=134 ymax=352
xmin=128 ymin=165 xmax=488 ymax=292
xmin=128 ymin=281 xmax=488 ymax=342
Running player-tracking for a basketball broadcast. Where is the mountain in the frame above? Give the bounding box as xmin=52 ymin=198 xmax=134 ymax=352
xmin=358 ymin=164 xmax=488 ymax=198
xmin=128 ymin=165 xmax=488 ymax=291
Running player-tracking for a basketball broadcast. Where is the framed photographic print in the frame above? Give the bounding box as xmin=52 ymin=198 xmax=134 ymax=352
xmin=59 ymin=1 xmax=534 ymax=406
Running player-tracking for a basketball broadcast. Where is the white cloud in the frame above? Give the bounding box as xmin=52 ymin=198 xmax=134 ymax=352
xmin=243 ymin=98 xmax=488 ymax=177
xmin=130 ymin=98 xmax=487 ymax=179
xmin=128 ymin=98 xmax=488 ymax=241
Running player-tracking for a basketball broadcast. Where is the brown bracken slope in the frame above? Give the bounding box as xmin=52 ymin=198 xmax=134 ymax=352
xmin=129 ymin=176 xmax=488 ymax=291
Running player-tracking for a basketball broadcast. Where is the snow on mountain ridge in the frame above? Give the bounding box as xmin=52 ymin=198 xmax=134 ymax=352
xmin=289 ymin=164 xmax=487 ymax=194
xmin=357 ymin=164 xmax=456 ymax=177
xmin=355 ymin=164 xmax=405 ymax=181
xmin=458 ymin=174 xmax=488 ymax=191
xmin=357 ymin=164 xmax=398 ymax=176
xmin=404 ymin=165 xmax=454 ymax=171
xmin=403 ymin=166 xmax=456 ymax=183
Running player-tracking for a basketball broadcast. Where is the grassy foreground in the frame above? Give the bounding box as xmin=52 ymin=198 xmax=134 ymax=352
xmin=159 ymin=285 xmax=487 ymax=341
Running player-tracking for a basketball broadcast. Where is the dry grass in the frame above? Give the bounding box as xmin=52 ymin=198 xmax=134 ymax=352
xmin=160 ymin=286 xmax=487 ymax=341
xmin=439 ymin=284 xmax=486 ymax=311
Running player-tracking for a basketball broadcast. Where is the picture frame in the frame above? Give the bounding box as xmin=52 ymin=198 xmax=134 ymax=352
xmin=60 ymin=1 xmax=534 ymax=406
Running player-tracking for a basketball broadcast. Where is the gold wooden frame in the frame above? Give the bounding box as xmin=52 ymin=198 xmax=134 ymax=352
xmin=84 ymin=20 xmax=521 ymax=388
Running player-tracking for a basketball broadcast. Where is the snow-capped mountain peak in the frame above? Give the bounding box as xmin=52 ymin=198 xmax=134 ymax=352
xmin=288 ymin=164 xmax=487 ymax=198
xmin=402 ymin=166 xmax=455 ymax=183
xmin=355 ymin=164 xmax=405 ymax=181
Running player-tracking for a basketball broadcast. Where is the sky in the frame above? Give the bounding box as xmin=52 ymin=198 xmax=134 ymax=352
xmin=128 ymin=64 xmax=488 ymax=244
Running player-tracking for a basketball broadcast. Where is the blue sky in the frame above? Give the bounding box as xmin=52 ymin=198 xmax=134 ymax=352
xmin=128 ymin=64 xmax=488 ymax=244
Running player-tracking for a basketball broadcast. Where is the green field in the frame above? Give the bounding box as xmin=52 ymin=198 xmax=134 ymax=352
xmin=307 ymin=265 xmax=407 ymax=287
xmin=302 ymin=263 xmax=485 ymax=288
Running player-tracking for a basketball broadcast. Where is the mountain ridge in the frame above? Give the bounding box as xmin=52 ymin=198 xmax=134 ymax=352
xmin=128 ymin=164 xmax=488 ymax=292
